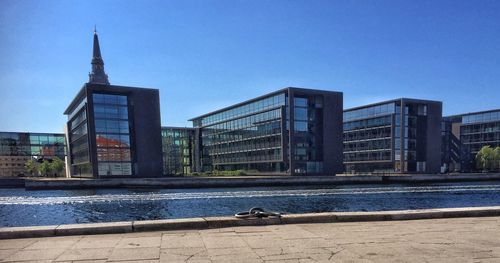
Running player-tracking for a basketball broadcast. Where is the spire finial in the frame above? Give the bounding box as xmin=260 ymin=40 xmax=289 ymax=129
xmin=88 ymin=28 xmax=110 ymax=85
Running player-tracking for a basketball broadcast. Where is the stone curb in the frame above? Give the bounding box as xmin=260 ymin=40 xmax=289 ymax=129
xmin=2 ymin=206 xmax=500 ymax=239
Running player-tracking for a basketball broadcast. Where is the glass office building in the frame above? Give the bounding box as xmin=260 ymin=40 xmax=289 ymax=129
xmin=64 ymin=30 xmax=163 ymax=178
xmin=343 ymin=98 xmax=442 ymax=174
xmin=0 ymin=132 xmax=66 ymax=177
xmin=161 ymin=127 xmax=196 ymax=175
xmin=442 ymin=109 xmax=500 ymax=171
xmin=190 ymin=87 xmax=343 ymax=175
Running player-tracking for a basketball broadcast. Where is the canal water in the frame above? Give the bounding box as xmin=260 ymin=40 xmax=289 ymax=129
xmin=1 ymin=181 xmax=500 ymax=227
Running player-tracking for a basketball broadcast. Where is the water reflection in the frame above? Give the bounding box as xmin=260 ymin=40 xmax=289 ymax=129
xmin=1 ymin=181 xmax=500 ymax=227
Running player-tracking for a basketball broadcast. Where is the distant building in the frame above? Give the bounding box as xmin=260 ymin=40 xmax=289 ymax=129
xmin=161 ymin=127 xmax=197 ymax=175
xmin=63 ymin=30 xmax=163 ymax=178
xmin=189 ymin=87 xmax=344 ymax=175
xmin=0 ymin=132 xmax=66 ymax=177
xmin=442 ymin=109 xmax=500 ymax=172
xmin=343 ymin=98 xmax=442 ymax=174
xmin=441 ymin=115 xmax=462 ymax=172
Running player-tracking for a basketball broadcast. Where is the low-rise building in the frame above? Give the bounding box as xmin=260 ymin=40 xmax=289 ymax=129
xmin=189 ymin=87 xmax=344 ymax=175
xmin=343 ymin=98 xmax=442 ymax=174
xmin=0 ymin=132 xmax=66 ymax=177
xmin=442 ymin=109 xmax=500 ymax=172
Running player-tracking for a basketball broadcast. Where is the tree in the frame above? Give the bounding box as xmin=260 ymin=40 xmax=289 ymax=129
xmin=494 ymin=147 xmax=500 ymax=171
xmin=476 ymin=146 xmax=495 ymax=171
xmin=25 ymin=159 xmax=38 ymax=177
xmin=50 ymin=157 xmax=65 ymax=177
xmin=39 ymin=160 xmax=52 ymax=177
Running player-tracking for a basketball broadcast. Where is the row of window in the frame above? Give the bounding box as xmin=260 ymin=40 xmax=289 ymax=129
xmin=0 ymin=145 xmax=65 ymax=156
xmin=195 ymin=93 xmax=286 ymax=127
xmin=93 ymin=104 xmax=129 ymax=120
xmin=344 ymin=103 xmax=396 ymax=122
xmin=204 ymin=135 xmax=281 ymax=155
xmin=343 ymin=127 xmax=391 ymax=142
xmin=344 ymin=150 xmax=392 ymax=162
xmin=210 ymin=148 xmax=282 ymax=165
xmin=98 ymin=162 xmax=132 ymax=176
xmin=202 ymin=121 xmax=281 ymax=146
xmin=343 ymin=116 xmax=392 ymax=131
xmin=93 ymin=93 xmax=128 ymax=106
xmin=462 ymin=110 xmax=500 ymax=124
xmin=344 ymin=139 xmax=392 ymax=153
xmin=97 ymin=148 xmax=131 ymax=162
xmin=202 ymin=109 xmax=281 ymax=136
xmin=0 ymin=133 xmax=65 ymax=146
xmin=461 ymin=123 xmax=500 ymax=135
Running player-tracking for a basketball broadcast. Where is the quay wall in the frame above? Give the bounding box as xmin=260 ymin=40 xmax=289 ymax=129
xmin=13 ymin=173 xmax=500 ymax=190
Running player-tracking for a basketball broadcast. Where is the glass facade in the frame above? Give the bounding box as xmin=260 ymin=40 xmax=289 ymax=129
xmin=462 ymin=110 xmax=500 ymax=124
xmin=344 ymin=100 xmax=431 ymax=173
xmin=161 ymin=128 xmax=194 ymax=175
xmin=460 ymin=110 xmax=500 ymax=158
xmin=67 ymin=97 xmax=90 ymax=177
xmin=93 ymin=93 xmax=133 ymax=176
xmin=191 ymin=89 xmax=332 ymax=175
xmin=343 ymin=102 xmax=395 ymax=173
xmin=195 ymin=93 xmax=286 ymax=173
xmin=291 ymin=95 xmax=325 ymax=174
xmin=343 ymin=103 xmax=396 ymax=122
xmin=0 ymin=132 xmax=66 ymax=176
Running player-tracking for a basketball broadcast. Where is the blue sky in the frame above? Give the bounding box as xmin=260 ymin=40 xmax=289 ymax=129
xmin=1 ymin=0 xmax=499 ymax=133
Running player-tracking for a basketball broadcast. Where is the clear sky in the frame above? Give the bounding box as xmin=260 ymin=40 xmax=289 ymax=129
xmin=1 ymin=0 xmax=499 ymax=133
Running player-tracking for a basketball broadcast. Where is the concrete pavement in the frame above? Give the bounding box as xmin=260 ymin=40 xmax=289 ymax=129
xmin=1 ymin=216 xmax=500 ymax=262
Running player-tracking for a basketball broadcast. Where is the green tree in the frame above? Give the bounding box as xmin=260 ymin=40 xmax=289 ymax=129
xmin=39 ymin=160 xmax=52 ymax=177
xmin=476 ymin=146 xmax=495 ymax=171
xmin=50 ymin=157 xmax=65 ymax=177
xmin=25 ymin=159 xmax=38 ymax=177
xmin=493 ymin=147 xmax=500 ymax=171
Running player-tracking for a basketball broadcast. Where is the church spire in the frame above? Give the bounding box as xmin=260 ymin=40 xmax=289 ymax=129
xmin=88 ymin=27 xmax=110 ymax=85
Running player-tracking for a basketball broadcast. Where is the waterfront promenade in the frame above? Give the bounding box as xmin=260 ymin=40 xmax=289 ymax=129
xmin=1 ymin=216 xmax=499 ymax=262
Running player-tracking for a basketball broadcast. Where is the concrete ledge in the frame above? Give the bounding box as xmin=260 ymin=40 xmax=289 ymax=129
xmin=0 ymin=225 xmax=57 ymax=239
xmin=280 ymin=212 xmax=337 ymax=224
xmin=133 ymin=218 xmax=208 ymax=232
xmin=2 ymin=206 xmax=500 ymax=239
xmin=205 ymin=216 xmax=282 ymax=229
xmin=334 ymin=211 xmax=390 ymax=222
xmin=55 ymin=221 xmax=132 ymax=236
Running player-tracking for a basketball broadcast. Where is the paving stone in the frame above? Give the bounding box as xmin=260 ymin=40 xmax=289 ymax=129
xmin=108 ymin=247 xmax=160 ymax=261
xmin=72 ymin=236 xmax=121 ymax=248
xmin=0 ymin=249 xmax=18 ymax=260
xmin=1 ymin=216 xmax=500 ymax=262
xmin=24 ymin=236 xmax=81 ymax=250
xmin=201 ymin=235 xmax=248 ymax=249
xmin=160 ymin=247 xmax=209 ymax=262
xmin=0 ymin=238 xmax=37 ymax=249
xmin=161 ymin=233 xmax=205 ymax=248
xmin=54 ymin=247 xmax=112 ymax=261
xmin=3 ymin=248 xmax=66 ymax=261
xmin=116 ymin=235 xmax=161 ymax=248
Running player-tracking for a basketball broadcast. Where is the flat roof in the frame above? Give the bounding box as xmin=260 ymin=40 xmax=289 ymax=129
xmin=444 ymin=108 xmax=500 ymax=118
xmin=344 ymin=98 xmax=442 ymax=112
xmin=64 ymin=83 xmax=159 ymax=114
xmin=188 ymin=87 xmax=342 ymax=121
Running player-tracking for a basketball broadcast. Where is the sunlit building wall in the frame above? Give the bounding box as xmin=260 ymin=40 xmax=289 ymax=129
xmin=343 ymin=98 xmax=442 ymax=174
xmin=189 ymin=87 xmax=343 ymax=175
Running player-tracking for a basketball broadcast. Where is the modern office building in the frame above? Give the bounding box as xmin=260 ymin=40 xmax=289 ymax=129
xmin=441 ymin=115 xmax=462 ymax=172
xmin=442 ymin=109 xmax=500 ymax=172
xmin=343 ymin=98 xmax=442 ymax=174
xmin=63 ymin=30 xmax=163 ymax=178
xmin=161 ymin=127 xmax=197 ymax=175
xmin=0 ymin=132 xmax=66 ymax=177
xmin=189 ymin=87 xmax=344 ymax=175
